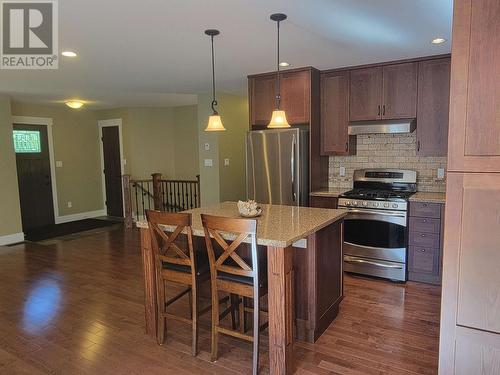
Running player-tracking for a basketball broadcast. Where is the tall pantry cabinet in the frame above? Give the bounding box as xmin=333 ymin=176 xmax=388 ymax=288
xmin=439 ymin=0 xmax=500 ymax=373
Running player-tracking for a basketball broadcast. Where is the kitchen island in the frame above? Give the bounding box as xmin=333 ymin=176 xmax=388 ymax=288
xmin=137 ymin=202 xmax=346 ymax=375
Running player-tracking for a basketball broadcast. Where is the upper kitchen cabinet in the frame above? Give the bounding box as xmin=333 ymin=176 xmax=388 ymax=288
xmin=349 ymin=62 xmax=417 ymax=121
xmin=320 ymin=71 xmax=355 ymax=155
xmin=447 ymin=0 xmax=500 ymax=173
xmin=382 ymin=62 xmax=418 ymax=119
xmin=248 ymin=68 xmax=318 ymax=127
xmin=248 ymin=74 xmax=276 ymax=126
xmin=417 ymin=58 xmax=451 ymax=156
xmin=280 ymin=70 xmax=311 ymax=124
xmin=349 ymin=66 xmax=382 ymax=121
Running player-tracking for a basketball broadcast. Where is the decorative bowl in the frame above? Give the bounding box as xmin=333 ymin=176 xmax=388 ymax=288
xmin=237 ymin=200 xmax=262 ymax=218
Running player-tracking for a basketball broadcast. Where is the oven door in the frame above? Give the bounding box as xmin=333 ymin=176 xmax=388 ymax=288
xmin=343 ymin=208 xmax=407 ymax=263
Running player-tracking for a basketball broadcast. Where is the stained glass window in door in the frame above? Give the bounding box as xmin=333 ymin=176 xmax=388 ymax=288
xmin=13 ymin=130 xmax=41 ymax=153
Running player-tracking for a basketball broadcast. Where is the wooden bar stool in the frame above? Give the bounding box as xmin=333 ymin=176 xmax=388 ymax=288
xmin=201 ymin=214 xmax=268 ymax=375
xmin=146 ymin=209 xmax=211 ymax=356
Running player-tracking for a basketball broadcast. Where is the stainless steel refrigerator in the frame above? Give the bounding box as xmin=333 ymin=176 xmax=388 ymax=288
xmin=246 ymin=128 xmax=309 ymax=206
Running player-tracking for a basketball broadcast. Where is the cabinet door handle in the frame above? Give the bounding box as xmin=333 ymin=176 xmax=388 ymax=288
xmin=377 ymin=105 xmax=381 ymax=116
xmin=345 ymin=142 xmax=348 ymax=152
xmin=417 ymin=140 xmax=421 ymax=151
xmin=382 ymin=105 xmax=386 ymax=116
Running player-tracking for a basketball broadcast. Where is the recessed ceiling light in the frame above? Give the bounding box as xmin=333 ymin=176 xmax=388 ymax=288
xmin=431 ymin=38 xmax=446 ymax=45
xmin=279 ymin=62 xmax=290 ymax=67
xmin=61 ymin=51 xmax=77 ymax=57
xmin=65 ymin=100 xmax=84 ymax=109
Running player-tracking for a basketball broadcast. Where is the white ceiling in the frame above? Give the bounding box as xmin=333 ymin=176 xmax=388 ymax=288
xmin=0 ymin=0 xmax=453 ymax=109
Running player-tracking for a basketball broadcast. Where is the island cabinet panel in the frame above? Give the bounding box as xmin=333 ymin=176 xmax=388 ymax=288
xmin=309 ymin=196 xmax=338 ymax=209
xmin=320 ymin=71 xmax=355 ymax=155
xmin=417 ymin=58 xmax=451 ymax=156
xmin=447 ymin=0 xmax=500 ymax=173
xmin=280 ymin=70 xmax=311 ymax=125
xmin=249 ymin=74 xmax=276 ymax=126
xmin=349 ymin=66 xmax=382 ymax=121
xmin=381 ymin=62 xmax=418 ymax=120
xmin=293 ymin=219 xmax=344 ymax=342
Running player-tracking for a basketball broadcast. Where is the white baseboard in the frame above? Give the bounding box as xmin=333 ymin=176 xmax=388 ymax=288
xmin=55 ymin=209 xmax=107 ymax=224
xmin=0 ymin=232 xmax=25 ymax=246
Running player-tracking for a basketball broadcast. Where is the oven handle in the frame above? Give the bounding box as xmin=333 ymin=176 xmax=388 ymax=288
xmin=344 ymin=208 xmax=406 ymax=218
xmin=344 ymin=256 xmax=404 ymax=269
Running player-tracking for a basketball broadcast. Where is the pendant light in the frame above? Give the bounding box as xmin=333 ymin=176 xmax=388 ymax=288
xmin=268 ymin=13 xmax=290 ymax=129
xmin=204 ymin=29 xmax=226 ymax=132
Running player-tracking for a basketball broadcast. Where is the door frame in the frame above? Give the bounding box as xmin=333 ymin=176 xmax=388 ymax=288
xmin=11 ymin=116 xmax=59 ymax=223
xmin=98 ymin=118 xmax=125 ymax=217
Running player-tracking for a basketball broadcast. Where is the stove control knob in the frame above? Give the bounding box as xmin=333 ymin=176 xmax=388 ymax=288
xmin=392 ymin=203 xmax=398 ymax=209
xmin=346 ymin=201 xmax=351 ymax=206
xmin=373 ymin=202 xmax=379 ymax=207
xmin=352 ymin=201 xmax=358 ymax=206
xmin=362 ymin=201 xmax=368 ymax=206
xmin=384 ymin=203 xmax=389 ymax=208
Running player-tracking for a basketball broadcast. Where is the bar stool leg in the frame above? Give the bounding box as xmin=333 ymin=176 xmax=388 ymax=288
xmin=157 ymin=279 xmax=166 ymax=345
xmin=191 ymin=282 xmax=198 ymax=356
xmin=252 ymin=293 xmax=260 ymax=375
xmin=211 ymin=290 xmax=220 ymax=362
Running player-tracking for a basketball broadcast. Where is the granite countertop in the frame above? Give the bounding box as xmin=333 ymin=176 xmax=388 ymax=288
xmin=409 ymin=192 xmax=446 ymax=203
xmin=310 ymin=188 xmax=347 ymax=198
xmin=136 ymin=201 xmax=347 ymax=248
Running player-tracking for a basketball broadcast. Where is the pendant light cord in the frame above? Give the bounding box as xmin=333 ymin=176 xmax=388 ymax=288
xmin=210 ymin=34 xmax=218 ymax=114
xmin=276 ymin=20 xmax=281 ymax=110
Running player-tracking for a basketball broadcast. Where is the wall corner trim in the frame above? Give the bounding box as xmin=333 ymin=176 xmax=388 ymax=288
xmin=0 ymin=232 xmax=25 ymax=246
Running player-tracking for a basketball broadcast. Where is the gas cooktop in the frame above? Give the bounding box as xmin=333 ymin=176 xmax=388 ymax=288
xmin=340 ymin=188 xmax=415 ymax=202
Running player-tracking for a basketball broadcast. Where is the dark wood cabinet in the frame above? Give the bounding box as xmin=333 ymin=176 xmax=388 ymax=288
xmin=248 ymin=74 xmax=276 ymax=126
xmin=349 ymin=63 xmax=417 ymax=122
xmin=320 ymin=71 xmax=355 ymax=155
xmin=417 ymin=58 xmax=451 ymax=156
xmin=382 ymin=62 xmax=418 ymax=119
xmin=248 ymin=68 xmax=313 ymax=126
xmin=280 ymin=70 xmax=311 ymax=124
xmin=408 ymin=201 xmax=444 ymax=285
xmin=349 ymin=67 xmax=382 ymax=121
xmin=309 ymin=195 xmax=338 ymax=209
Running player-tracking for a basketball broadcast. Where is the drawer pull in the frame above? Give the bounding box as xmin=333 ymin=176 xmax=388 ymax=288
xmin=421 ymin=234 xmax=426 ymax=237
xmin=422 ymin=203 xmax=428 ymax=207
xmin=423 ymin=219 xmax=427 ymax=223
xmin=420 ymin=249 xmax=426 ymax=252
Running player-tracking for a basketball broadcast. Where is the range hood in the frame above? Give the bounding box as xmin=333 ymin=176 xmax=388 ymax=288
xmin=348 ymin=119 xmax=416 ymax=135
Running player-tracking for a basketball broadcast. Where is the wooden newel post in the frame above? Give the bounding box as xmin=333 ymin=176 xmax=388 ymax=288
xmin=122 ymin=174 xmax=133 ymax=229
xmin=152 ymin=173 xmax=162 ymax=211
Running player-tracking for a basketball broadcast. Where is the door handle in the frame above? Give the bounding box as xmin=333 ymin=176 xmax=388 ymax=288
xmin=345 ymin=142 xmax=348 ymax=152
xmin=377 ymin=105 xmax=380 ymax=116
xmin=382 ymin=105 xmax=386 ymax=116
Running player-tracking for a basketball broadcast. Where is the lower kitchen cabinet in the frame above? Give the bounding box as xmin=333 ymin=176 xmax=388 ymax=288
xmin=408 ymin=201 xmax=445 ymax=284
xmin=310 ymin=195 xmax=338 ymax=209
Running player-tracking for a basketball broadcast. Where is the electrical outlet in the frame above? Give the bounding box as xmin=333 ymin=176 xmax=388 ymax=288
xmin=437 ymin=168 xmax=445 ymax=179
xmin=56 ymin=160 xmax=63 ymax=168
xmin=339 ymin=166 xmax=346 ymax=177
xmin=67 ymin=201 xmax=72 ymax=208
xmin=204 ymin=143 xmax=210 ymax=151
xmin=204 ymin=159 xmax=213 ymax=167
xmin=224 ymin=158 xmax=230 ymax=166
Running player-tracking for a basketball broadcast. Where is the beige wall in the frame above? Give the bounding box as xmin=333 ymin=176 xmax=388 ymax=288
xmin=197 ymin=93 xmax=248 ymax=205
xmin=10 ymin=101 xmax=104 ymax=217
xmin=0 ymin=97 xmax=23 ymax=237
xmin=173 ymin=105 xmax=199 ymax=180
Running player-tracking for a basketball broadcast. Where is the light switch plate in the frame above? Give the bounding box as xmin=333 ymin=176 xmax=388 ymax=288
xmin=204 ymin=159 xmax=213 ymax=167
xmin=224 ymin=158 xmax=230 ymax=166
xmin=339 ymin=166 xmax=346 ymax=177
xmin=67 ymin=201 xmax=72 ymax=208
xmin=56 ymin=160 xmax=63 ymax=168
xmin=204 ymin=143 xmax=210 ymax=151
xmin=437 ymin=168 xmax=445 ymax=179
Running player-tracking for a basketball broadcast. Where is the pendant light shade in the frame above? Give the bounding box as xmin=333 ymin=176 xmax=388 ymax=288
xmin=204 ymin=29 xmax=226 ymax=132
xmin=268 ymin=13 xmax=290 ymax=129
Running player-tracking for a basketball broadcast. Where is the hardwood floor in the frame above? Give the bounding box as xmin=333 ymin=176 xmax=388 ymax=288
xmin=0 ymin=227 xmax=440 ymax=374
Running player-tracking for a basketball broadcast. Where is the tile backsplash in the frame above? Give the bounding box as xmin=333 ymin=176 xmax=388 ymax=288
xmin=328 ymin=133 xmax=447 ymax=192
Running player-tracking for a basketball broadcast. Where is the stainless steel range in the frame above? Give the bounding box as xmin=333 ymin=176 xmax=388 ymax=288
xmin=338 ymin=169 xmax=417 ymax=282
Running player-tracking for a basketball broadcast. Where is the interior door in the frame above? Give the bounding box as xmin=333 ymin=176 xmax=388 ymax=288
xmin=13 ymin=124 xmax=55 ymax=230
xmin=101 ymin=126 xmax=123 ymax=217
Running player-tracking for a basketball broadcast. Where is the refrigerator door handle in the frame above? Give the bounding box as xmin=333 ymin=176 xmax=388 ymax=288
xmin=291 ymin=134 xmax=296 ymax=202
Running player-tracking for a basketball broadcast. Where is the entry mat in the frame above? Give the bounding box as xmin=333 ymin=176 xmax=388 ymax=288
xmin=24 ymin=219 xmax=118 ymax=242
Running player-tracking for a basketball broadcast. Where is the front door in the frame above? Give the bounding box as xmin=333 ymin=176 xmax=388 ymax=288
xmin=13 ymin=124 xmax=55 ymax=230
xmin=101 ymin=126 xmax=123 ymax=217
